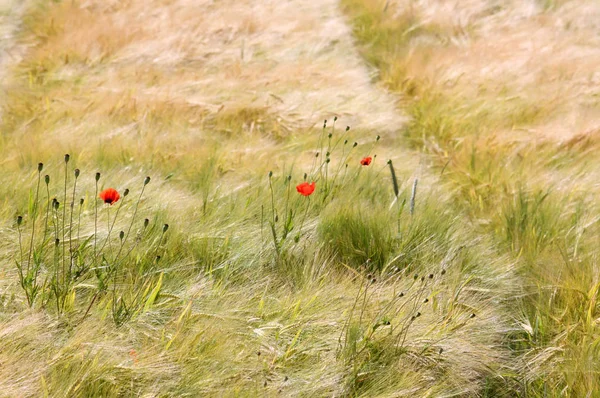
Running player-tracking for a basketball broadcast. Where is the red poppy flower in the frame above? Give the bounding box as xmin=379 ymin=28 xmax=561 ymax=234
xmin=296 ymin=182 xmax=316 ymax=196
xmin=360 ymin=156 xmax=372 ymax=166
xmin=99 ymin=188 xmax=120 ymax=205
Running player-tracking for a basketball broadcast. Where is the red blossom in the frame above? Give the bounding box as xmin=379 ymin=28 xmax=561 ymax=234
xmin=99 ymin=188 xmax=120 ymax=205
xmin=360 ymin=156 xmax=372 ymax=166
xmin=296 ymin=182 xmax=315 ymax=196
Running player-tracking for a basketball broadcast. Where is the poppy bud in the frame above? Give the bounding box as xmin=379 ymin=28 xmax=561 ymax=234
xmin=38 ymin=163 xmax=43 ymax=172
xmin=95 ymin=172 xmax=101 ymax=181
xmin=421 ymin=276 xmax=425 ymax=282
xmin=328 ymin=133 xmax=332 ymax=138
xmin=287 ymin=175 xmax=291 ymax=181
xmin=315 ymin=152 xmax=319 ymax=158
xmin=470 ymin=313 xmax=476 ymax=318
xmin=119 ymin=231 xmax=125 ymax=240
xmin=144 ymin=176 xmax=151 ymax=185
xmin=441 ymin=269 xmax=446 ymax=275
xmin=353 ymin=142 xmax=357 ymax=147
xmin=74 ymin=169 xmax=80 ymax=178
xmin=123 ymin=188 xmax=130 ymax=197
xmin=398 ymin=292 xmax=404 ymax=297
xmin=423 ymin=298 xmax=429 ymax=303
xmin=144 ymin=218 xmax=149 ymax=228
xmin=156 ymin=255 xmax=161 ymax=263
xmin=334 ymin=116 xmax=338 ymax=122
xmin=414 ymin=274 xmax=418 ymax=280
xmin=439 ymin=348 xmax=443 ymax=354
xmin=326 ymin=158 xmax=330 ymax=163
xmin=303 ymin=173 xmax=307 ymax=180
xmin=326 ymin=151 xmax=330 ymax=157
xmin=55 ymin=238 xmax=60 ymax=246
xmin=268 ymin=171 xmax=273 ymax=178
xmin=346 ymin=126 xmax=350 ymax=131
xmin=416 ymin=312 xmax=421 ymax=317
xmin=429 ymin=274 xmax=434 ymax=279
xmin=45 ymin=175 xmax=50 ymax=185
xmin=367 ymin=274 xmax=372 ymax=279
xmin=371 ymin=278 xmax=376 ymax=284
xmin=162 ymin=224 xmax=169 ymax=233
xmin=275 ymin=214 xmax=278 ymax=222
xmin=54 ymin=200 xmax=60 ymax=210
xmin=17 ymin=215 xmax=23 ymax=226
xmin=64 ymin=154 xmax=70 ymax=163
xmin=79 ymin=198 xmax=84 ymax=205
xmin=376 ymin=135 xmax=380 ymax=141
xmin=323 ymin=119 xmax=327 ymax=126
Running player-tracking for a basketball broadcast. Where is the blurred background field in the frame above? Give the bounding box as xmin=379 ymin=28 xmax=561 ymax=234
xmin=0 ymin=0 xmax=599 ymax=396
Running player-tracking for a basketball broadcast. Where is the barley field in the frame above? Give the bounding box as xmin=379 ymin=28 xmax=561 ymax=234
xmin=0 ymin=0 xmax=599 ymax=396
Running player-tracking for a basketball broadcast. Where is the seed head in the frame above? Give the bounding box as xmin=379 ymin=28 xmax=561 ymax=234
xmin=64 ymin=154 xmax=70 ymax=163
xmin=429 ymin=274 xmax=434 ymax=279
xmin=328 ymin=133 xmax=332 ymax=139
xmin=144 ymin=176 xmax=151 ymax=185
xmin=268 ymin=171 xmax=273 ymax=178
xmin=119 ymin=231 xmax=125 ymax=240
xmin=95 ymin=172 xmax=101 ymax=182
xmin=470 ymin=313 xmax=476 ymax=319
xmin=423 ymin=298 xmax=429 ymax=303
xmin=55 ymin=238 xmax=60 ymax=246
xmin=123 ymin=188 xmax=130 ymax=197
xmin=38 ymin=163 xmax=43 ymax=172
xmin=441 ymin=269 xmax=446 ymax=275
xmin=163 ymin=224 xmax=169 ymax=233
xmin=398 ymin=292 xmax=404 ymax=297
xmin=45 ymin=175 xmax=50 ymax=185
xmin=353 ymin=142 xmax=357 ymax=147
xmin=74 ymin=168 xmax=80 ymax=178
xmin=334 ymin=116 xmax=338 ymax=122
xmin=346 ymin=126 xmax=350 ymax=131
xmin=376 ymin=135 xmax=381 ymax=141
xmin=17 ymin=215 xmax=23 ymax=226
xmin=144 ymin=218 xmax=149 ymax=228
xmin=79 ymin=198 xmax=84 ymax=205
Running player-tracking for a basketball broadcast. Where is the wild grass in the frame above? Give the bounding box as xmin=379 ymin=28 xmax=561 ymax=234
xmin=343 ymin=0 xmax=600 ymax=395
xmin=1 ymin=0 xmax=598 ymax=396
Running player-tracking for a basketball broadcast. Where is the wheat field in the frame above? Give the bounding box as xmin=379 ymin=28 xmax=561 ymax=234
xmin=0 ymin=0 xmax=599 ymax=396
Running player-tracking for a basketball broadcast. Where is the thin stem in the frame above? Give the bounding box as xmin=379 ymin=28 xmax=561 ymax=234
xmin=94 ymin=178 xmax=98 ymax=259
xmin=27 ymin=170 xmax=42 ymax=277
xmin=68 ymin=174 xmax=78 ymax=281
xmin=42 ymin=181 xmax=51 ymax=252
